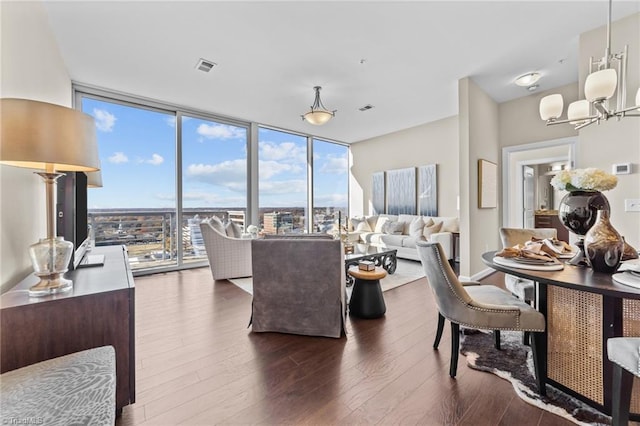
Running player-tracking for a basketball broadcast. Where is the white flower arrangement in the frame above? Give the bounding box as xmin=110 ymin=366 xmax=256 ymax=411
xmin=550 ymin=168 xmax=618 ymax=192
xmin=246 ymin=224 xmax=259 ymax=234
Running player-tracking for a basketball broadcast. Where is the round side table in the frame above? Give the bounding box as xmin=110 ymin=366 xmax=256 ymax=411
xmin=348 ymin=266 xmax=387 ymax=318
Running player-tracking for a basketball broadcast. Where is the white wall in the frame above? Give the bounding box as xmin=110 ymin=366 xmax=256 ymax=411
xmin=578 ymin=13 xmax=640 ymax=248
xmin=0 ymin=1 xmax=72 ymax=292
xmin=349 ymin=116 xmax=459 ymax=218
xmin=458 ymin=78 xmax=500 ymax=279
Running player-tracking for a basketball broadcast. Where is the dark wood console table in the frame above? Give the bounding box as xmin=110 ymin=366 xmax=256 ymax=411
xmin=482 ymin=251 xmax=640 ymax=420
xmin=1 ymin=245 xmax=135 ymax=413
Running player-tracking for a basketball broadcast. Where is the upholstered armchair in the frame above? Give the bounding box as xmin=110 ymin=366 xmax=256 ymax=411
xmin=200 ymin=218 xmax=252 ymax=281
xmin=250 ymin=237 xmax=346 ymax=338
xmin=499 ymin=227 xmax=557 ymax=306
xmin=416 ymin=240 xmax=546 ymax=395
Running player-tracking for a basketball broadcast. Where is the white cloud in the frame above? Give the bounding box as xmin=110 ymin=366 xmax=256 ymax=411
xmin=165 ymin=116 xmax=176 ymax=128
xmin=259 ymin=141 xmax=306 ymax=163
xmin=186 ymin=159 xmax=248 ymax=192
xmin=259 ymin=179 xmax=306 ymax=195
xmin=108 ymin=152 xmax=128 ymax=164
xmin=197 ymin=123 xmax=245 ymax=140
xmin=313 ymin=193 xmax=348 ymax=207
xmin=258 ymin=160 xmax=302 ymax=179
xmin=93 ymin=108 xmax=116 ymax=132
xmin=319 ymin=154 xmax=348 ymax=174
xmin=145 ymin=153 xmax=164 ymax=165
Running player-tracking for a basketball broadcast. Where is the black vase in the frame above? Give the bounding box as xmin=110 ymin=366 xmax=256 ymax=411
xmin=557 ymin=190 xmax=610 ymax=266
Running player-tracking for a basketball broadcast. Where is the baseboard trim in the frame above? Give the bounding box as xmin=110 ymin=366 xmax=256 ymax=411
xmin=459 ymin=267 xmax=494 ymax=283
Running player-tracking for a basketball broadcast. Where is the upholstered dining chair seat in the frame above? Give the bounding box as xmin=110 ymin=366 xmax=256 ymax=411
xmin=607 ymin=337 xmax=640 ymax=426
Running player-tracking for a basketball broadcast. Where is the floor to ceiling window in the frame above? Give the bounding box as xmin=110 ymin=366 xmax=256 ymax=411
xmin=312 ymin=139 xmax=349 ymax=233
xmin=181 ymin=114 xmax=248 ymax=263
xmin=80 ymin=96 xmax=178 ymax=270
xmin=257 ymin=127 xmax=308 ymax=234
xmin=76 ymin=86 xmax=348 ymax=273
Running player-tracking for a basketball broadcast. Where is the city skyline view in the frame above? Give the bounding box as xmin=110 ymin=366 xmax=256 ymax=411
xmin=82 ymin=97 xmax=349 ymax=211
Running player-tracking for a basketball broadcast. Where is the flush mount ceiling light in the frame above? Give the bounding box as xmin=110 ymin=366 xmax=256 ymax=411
xmin=302 ymin=86 xmax=336 ymax=125
xmin=515 ymin=72 xmax=541 ymax=87
xmin=539 ymin=0 xmax=639 ymax=130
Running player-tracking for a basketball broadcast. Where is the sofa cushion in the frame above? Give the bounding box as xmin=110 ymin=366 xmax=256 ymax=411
xmin=398 ymin=214 xmax=418 ymax=234
xmin=384 ymin=221 xmax=404 ymax=235
xmin=379 ymin=234 xmax=406 ymax=247
xmin=374 ymin=215 xmax=392 ymax=233
xmin=409 ymin=217 xmax=425 ymax=238
xmin=423 ymin=221 xmax=443 ymax=238
xmin=225 ymin=221 xmax=242 ymax=238
xmin=207 ymin=216 xmax=226 ymax=234
xmin=351 ymin=217 xmax=372 ymax=232
xmin=365 ymin=215 xmax=379 ymax=232
xmin=440 ymin=217 xmax=459 ymax=233
xmin=402 ymin=236 xmax=425 ymax=249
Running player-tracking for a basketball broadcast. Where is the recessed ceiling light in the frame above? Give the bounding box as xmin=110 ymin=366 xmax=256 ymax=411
xmin=359 ymin=104 xmax=374 ymax=111
xmin=515 ymin=72 xmax=541 ymax=87
xmin=195 ymin=58 xmax=217 ymax=73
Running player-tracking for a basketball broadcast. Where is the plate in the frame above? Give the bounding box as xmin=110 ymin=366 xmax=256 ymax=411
xmin=511 ymin=256 xmax=558 ymax=265
xmin=556 ymin=252 xmax=577 ymax=259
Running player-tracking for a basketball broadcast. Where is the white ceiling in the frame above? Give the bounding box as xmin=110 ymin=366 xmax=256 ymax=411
xmin=42 ymin=1 xmax=640 ymax=143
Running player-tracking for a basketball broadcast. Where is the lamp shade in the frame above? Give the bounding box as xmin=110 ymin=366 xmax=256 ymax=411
xmin=584 ymin=68 xmax=617 ymax=102
xmin=636 ymin=87 xmax=640 ymax=110
xmin=86 ymin=170 xmax=103 ymax=188
xmin=539 ymin=94 xmax=564 ymax=120
xmin=567 ymin=100 xmax=590 ymax=125
xmin=303 ymin=110 xmax=333 ymax=125
xmin=0 ymin=98 xmax=99 ymax=172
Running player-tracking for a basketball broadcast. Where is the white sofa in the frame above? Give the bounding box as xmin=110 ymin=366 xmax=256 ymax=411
xmin=346 ymin=214 xmax=458 ymax=261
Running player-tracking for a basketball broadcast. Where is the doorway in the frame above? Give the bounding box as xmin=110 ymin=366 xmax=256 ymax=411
xmin=502 ymin=137 xmax=577 ymax=228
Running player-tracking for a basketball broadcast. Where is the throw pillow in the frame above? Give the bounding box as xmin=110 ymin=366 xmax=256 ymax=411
xmin=423 ymin=217 xmax=435 ymax=227
xmin=423 ymin=221 xmax=443 ymax=239
xmin=408 ymin=217 xmax=425 ymax=238
xmin=208 ymin=216 xmax=226 ymax=235
xmin=385 ymin=221 xmax=404 ymax=235
xmin=374 ymin=216 xmax=391 ymax=233
xmin=352 ymin=217 xmax=372 ymax=232
xmin=225 ymin=221 xmax=242 ymax=238
xmin=440 ymin=217 xmax=460 ymax=233
xmin=365 ymin=215 xmax=379 ymax=232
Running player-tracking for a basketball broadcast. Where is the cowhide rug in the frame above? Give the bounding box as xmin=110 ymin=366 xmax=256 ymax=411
xmin=460 ymin=329 xmax=611 ymax=426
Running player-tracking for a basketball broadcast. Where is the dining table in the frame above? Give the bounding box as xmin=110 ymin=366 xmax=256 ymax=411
xmin=482 ymin=251 xmax=640 ymax=420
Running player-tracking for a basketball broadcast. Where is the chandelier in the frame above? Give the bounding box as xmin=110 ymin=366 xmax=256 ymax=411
xmin=302 ymin=86 xmax=336 ymax=125
xmin=539 ymin=0 xmax=640 ymax=130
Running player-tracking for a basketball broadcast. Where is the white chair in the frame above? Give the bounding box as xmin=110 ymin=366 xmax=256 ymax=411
xmin=499 ymin=228 xmax=558 ymax=306
xmin=200 ymin=217 xmax=252 ymax=280
xmin=608 ymin=337 xmax=640 ymax=426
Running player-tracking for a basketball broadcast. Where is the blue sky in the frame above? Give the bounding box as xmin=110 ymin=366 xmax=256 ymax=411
xmin=83 ymin=98 xmax=348 ymax=210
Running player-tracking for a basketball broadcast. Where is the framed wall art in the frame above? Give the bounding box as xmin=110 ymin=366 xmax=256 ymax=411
xmin=371 ymin=171 xmax=385 ymax=215
xmin=417 ymin=164 xmax=437 ymax=216
xmin=386 ymin=167 xmax=416 ymax=215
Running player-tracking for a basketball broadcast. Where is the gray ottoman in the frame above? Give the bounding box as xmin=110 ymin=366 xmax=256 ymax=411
xmin=1 ymin=346 xmax=116 ymax=425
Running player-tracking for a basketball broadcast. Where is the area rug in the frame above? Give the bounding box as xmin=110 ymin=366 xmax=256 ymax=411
xmin=460 ymin=329 xmax=611 ymax=425
xmin=227 ymin=258 xmax=425 ymax=296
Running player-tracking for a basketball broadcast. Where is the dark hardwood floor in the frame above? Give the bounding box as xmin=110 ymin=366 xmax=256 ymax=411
xmin=117 ymin=265 xmax=574 ymax=426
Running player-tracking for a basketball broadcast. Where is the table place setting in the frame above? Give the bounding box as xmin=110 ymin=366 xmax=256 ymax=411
xmin=613 ymin=258 xmax=640 ymax=289
xmin=493 ymin=238 xmax=575 ymax=271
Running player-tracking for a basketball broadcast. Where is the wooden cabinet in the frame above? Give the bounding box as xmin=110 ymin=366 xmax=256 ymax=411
xmin=1 ymin=245 xmax=135 ymax=413
xmin=535 ymin=213 xmax=569 ymax=242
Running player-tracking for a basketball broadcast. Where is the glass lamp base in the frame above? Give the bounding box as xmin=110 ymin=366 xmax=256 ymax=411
xmin=29 ymin=274 xmax=73 ymax=297
xmin=28 ymin=236 xmax=74 ymax=297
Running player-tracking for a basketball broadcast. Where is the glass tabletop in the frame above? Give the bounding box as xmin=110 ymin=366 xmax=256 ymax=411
xmin=345 ymin=243 xmax=397 ymax=261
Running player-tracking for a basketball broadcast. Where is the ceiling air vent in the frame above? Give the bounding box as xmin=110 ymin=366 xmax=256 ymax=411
xmin=359 ymin=104 xmax=374 ymax=112
xmin=195 ymin=58 xmax=217 ymax=73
